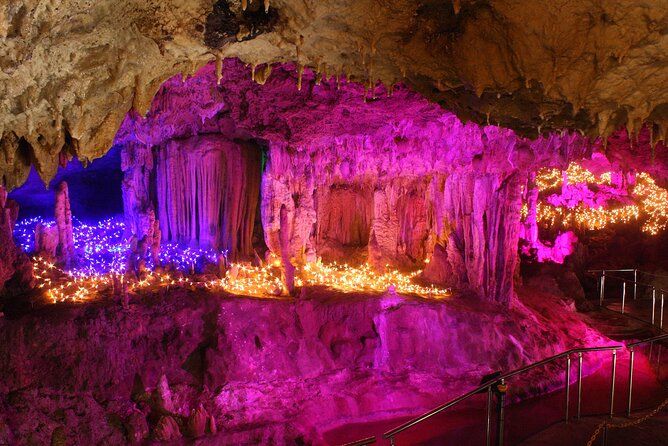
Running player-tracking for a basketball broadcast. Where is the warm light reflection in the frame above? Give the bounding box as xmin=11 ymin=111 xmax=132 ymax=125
xmin=528 ymin=164 xmax=668 ymax=235
xmin=32 ymin=257 xmax=450 ymax=304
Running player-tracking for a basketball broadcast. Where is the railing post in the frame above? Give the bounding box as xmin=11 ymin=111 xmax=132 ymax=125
xmin=610 ymin=350 xmax=617 ymax=417
xmin=486 ymin=386 xmax=492 ymax=446
xmin=389 ymin=436 xmax=395 ymax=446
xmin=565 ymin=354 xmax=571 ymax=422
xmin=652 ymin=288 xmax=656 ymax=325
xmin=634 ymin=269 xmax=637 ymax=300
xmin=621 ymin=282 xmax=626 ymax=314
xmin=649 ymin=341 xmax=654 ymax=362
xmin=658 ymin=344 xmax=662 ymax=369
xmin=627 ymin=348 xmax=634 ymax=417
xmin=661 ymin=293 xmax=665 ymax=330
xmin=577 ymin=352 xmax=583 ymax=419
xmin=495 ymin=379 xmax=507 ymax=446
xmin=600 ymin=271 xmax=606 ymax=306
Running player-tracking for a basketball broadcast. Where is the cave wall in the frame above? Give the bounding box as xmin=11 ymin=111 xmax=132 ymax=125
xmin=110 ymin=60 xmax=596 ymax=303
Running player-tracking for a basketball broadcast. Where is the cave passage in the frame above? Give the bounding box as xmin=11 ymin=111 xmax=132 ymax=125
xmin=6 ymin=59 xmax=668 ymax=306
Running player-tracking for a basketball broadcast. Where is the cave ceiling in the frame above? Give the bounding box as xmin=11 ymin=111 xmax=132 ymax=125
xmin=1 ymin=0 xmax=668 ymax=187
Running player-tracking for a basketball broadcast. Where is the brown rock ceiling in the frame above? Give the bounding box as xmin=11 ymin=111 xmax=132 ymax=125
xmin=1 ymin=0 xmax=668 ymax=188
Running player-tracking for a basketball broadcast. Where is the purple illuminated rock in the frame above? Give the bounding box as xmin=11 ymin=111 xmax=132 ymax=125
xmin=0 ymin=286 xmax=610 ymax=445
xmin=0 ymin=187 xmax=32 ymax=292
xmin=113 ymin=60 xmax=596 ymax=303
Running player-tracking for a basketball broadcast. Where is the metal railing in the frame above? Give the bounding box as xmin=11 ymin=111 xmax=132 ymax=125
xmin=337 ymin=270 xmax=668 ymax=446
xmin=380 ymin=345 xmax=623 ymax=446
xmin=340 ymin=436 xmax=376 ymax=446
xmin=590 ymin=269 xmax=667 ymax=329
xmin=626 ymin=333 xmax=668 ymax=417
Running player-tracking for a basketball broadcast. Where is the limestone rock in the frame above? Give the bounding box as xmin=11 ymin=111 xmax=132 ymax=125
xmin=186 ymin=404 xmax=209 ymax=438
xmin=153 ymin=415 xmax=181 ymax=441
xmin=125 ymin=411 xmax=149 ymax=445
xmin=54 ymin=182 xmax=74 ymax=267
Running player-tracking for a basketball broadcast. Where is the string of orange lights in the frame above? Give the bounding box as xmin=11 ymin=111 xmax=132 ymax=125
xmin=528 ymin=164 xmax=668 ymax=235
xmin=33 ymin=257 xmax=450 ymax=304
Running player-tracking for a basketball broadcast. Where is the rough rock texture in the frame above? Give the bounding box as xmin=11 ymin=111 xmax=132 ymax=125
xmin=115 ymin=60 xmax=593 ymax=302
xmin=2 ymin=1 xmax=668 ymax=189
xmin=0 ymin=287 xmax=609 ymax=445
xmin=54 ymin=181 xmax=74 ymax=266
xmin=156 ymin=136 xmax=261 ymax=254
xmin=121 ymin=135 xmax=262 ymax=256
xmin=0 ymin=187 xmax=31 ymax=291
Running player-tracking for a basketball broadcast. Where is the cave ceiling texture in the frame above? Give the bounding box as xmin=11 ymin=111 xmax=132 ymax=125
xmin=1 ymin=0 xmax=668 ymax=189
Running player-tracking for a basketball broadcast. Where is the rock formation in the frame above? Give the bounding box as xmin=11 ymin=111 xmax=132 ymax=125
xmin=0 ymin=186 xmax=31 ymax=291
xmin=2 ymin=0 xmax=668 ymax=192
xmin=0 ymin=280 xmax=609 ymax=444
xmin=54 ymin=181 xmax=74 ymax=267
xmin=113 ymin=61 xmax=595 ymax=302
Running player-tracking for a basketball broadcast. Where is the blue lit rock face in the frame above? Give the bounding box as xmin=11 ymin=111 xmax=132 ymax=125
xmin=9 ymin=146 xmax=123 ymax=221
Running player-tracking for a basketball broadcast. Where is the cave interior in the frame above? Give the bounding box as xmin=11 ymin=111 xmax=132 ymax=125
xmin=1 ymin=1 xmax=668 ymax=445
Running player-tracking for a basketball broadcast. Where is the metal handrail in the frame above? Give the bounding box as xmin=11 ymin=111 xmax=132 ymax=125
xmin=625 ymin=333 xmax=668 ymax=416
xmin=340 ymin=436 xmax=376 ymax=446
xmin=382 ymin=345 xmax=623 ymax=442
xmin=627 ymin=333 xmax=668 ymax=348
xmin=596 ymin=274 xmax=668 ymax=295
xmin=589 ymin=269 xmax=667 ymax=327
xmin=588 ymin=269 xmax=637 ymax=273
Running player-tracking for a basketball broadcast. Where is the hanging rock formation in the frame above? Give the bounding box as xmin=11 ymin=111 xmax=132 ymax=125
xmin=121 ymin=134 xmax=262 ymax=258
xmin=2 ymin=1 xmax=668 ymax=191
xmin=114 ymin=60 xmax=597 ymax=303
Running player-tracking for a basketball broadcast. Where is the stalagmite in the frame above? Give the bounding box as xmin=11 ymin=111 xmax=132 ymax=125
xmin=35 ymin=223 xmax=59 ymax=258
xmin=121 ymin=142 xmax=155 ymax=241
xmin=187 ymin=405 xmax=209 ymax=438
xmin=55 ymin=181 xmax=74 ymax=267
xmin=278 ymin=205 xmax=295 ymax=295
xmin=0 ymin=187 xmax=32 ymax=290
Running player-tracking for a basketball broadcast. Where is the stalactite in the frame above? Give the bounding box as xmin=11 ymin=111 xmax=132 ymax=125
xmin=297 ymin=64 xmax=304 ymax=91
xmin=153 ymin=136 xmax=261 ymax=258
xmin=215 ymin=55 xmax=223 ymax=85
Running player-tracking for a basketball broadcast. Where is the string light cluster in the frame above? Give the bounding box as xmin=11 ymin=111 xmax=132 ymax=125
xmin=634 ymin=173 xmax=668 ymax=235
xmin=15 ymin=217 xmax=226 ymax=277
xmin=19 ymin=218 xmax=450 ymax=303
xmin=529 ymin=164 xmax=668 ymax=234
xmin=299 ymin=261 xmax=450 ymax=297
xmin=534 ymin=163 xmax=598 ymax=190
